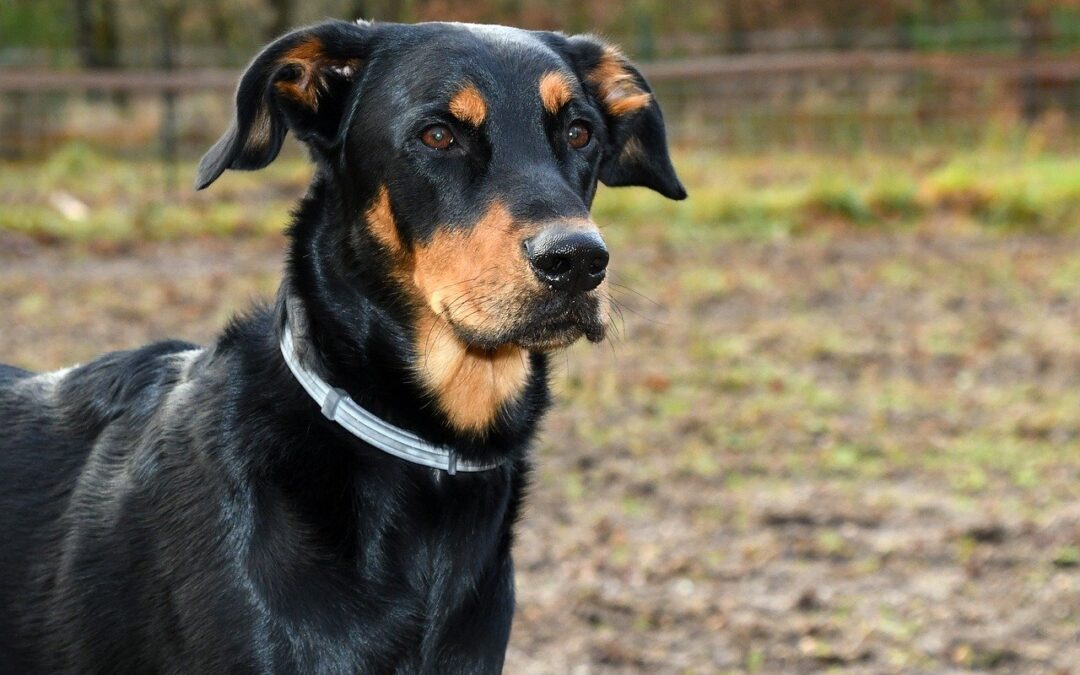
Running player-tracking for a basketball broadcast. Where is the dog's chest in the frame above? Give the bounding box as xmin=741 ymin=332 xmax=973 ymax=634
xmin=246 ymin=470 xmax=518 ymax=669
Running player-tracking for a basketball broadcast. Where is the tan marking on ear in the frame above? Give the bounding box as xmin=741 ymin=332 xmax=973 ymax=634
xmin=243 ymin=106 xmax=274 ymax=156
xmin=587 ymin=46 xmax=652 ymax=117
xmin=414 ymin=313 xmax=530 ymax=434
xmin=275 ymin=38 xmax=328 ymax=110
xmin=365 ymin=185 xmax=402 ymax=254
xmin=449 ymin=83 xmax=488 ymax=126
xmin=618 ymin=136 xmax=645 ymax=163
xmin=274 ymin=37 xmax=361 ymax=111
xmin=539 ymin=71 xmax=573 ymax=114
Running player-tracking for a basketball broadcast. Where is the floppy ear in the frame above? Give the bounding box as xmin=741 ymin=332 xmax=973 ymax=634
xmin=195 ymin=20 xmax=372 ymax=190
xmin=565 ymin=36 xmax=686 ymax=201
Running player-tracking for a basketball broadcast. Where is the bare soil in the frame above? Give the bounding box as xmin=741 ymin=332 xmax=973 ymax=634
xmin=1 ymin=225 xmax=1079 ymax=674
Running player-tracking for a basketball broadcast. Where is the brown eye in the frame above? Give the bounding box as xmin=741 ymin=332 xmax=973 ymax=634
xmin=421 ymin=125 xmax=454 ymax=150
xmin=567 ymin=121 xmax=591 ymax=149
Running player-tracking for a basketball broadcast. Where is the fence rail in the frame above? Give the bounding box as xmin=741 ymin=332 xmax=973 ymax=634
xmin=3 ymin=52 xmax=1080 ymax=93
xmin=5 ymin=50 xmax=1080 ymax=158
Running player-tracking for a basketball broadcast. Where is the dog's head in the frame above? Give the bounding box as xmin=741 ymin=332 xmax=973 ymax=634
xmin=198 ymin=20 xmax=684 ymax=432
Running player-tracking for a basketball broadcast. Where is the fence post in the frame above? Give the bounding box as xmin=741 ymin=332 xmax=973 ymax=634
xmin=159 ymin=3 xmax=180 ymax=195
xmin=1020 ymin=5 xmax=1051 ymax=125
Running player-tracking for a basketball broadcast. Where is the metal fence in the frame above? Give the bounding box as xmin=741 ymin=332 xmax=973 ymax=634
xmin=4 ymin=50 xmax=1080 ymax=159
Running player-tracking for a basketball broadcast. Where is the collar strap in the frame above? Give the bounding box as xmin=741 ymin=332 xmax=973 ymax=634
xmin=279 ymin=324 xmax=501 ymax=475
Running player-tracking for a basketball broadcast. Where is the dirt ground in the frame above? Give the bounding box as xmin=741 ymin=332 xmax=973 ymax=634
xmin=1 ymin=223 xmax=1079 ymax=674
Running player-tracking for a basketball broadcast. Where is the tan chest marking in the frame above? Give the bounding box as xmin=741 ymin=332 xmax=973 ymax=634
xmin=414 ymin=313 xmax=530 ymax=434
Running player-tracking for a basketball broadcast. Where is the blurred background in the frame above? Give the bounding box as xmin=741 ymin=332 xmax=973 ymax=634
xmin=3 ymin=1 xmax=1080 ymax=673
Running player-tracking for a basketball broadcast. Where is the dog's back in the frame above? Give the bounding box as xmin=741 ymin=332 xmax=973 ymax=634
xmin=0 ymin=341 xmax=199 ymax=671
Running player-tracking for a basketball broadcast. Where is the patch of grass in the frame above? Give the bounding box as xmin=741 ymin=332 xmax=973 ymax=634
xmin=9 ymin=143 xmax=1080 ymax=244
xmin=1053 ymin=546 xmax=1080 ymax=568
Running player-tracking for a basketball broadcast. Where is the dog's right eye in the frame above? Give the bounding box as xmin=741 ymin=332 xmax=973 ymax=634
xmin=420 ymin=125 xmax=455 ymax=150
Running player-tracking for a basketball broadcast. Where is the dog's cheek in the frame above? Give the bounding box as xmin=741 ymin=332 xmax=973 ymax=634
xmin=410 ymin=201 xmax=536 ymax=334
xmin=597 ymin=277 xmax=611 ymax=324
xmin=354 ymin=184 xmax=424 ymax=297
xmin=363 ymin=185 xmax=404 ymax=255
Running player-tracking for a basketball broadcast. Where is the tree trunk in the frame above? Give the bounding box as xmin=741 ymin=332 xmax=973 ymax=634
xmin=724 ymin=0 xmax=749 ymax=55
xmin=73 ymin=0 xmax=120 ymax=69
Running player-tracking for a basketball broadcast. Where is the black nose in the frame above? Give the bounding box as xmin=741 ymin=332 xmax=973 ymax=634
xmin=524 ymin=229 xmax=609 ymax=293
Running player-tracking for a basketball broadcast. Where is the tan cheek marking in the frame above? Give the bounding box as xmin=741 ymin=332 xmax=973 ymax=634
xmin=365 ymin=185 xmax=402 ymax=255
xmin=409 ymin=201 xmax=539 ymax=434
xmin=588 ymin=46 xmax=652 ymax=117
xmin=449 ymin=84 xmax=488 ymax=126
xmin=411 ymin=202 xmax=534 ymax=325
xmin=414 ymin=313 xmax=530 ymax=434
xmin=538 ymin=71 xmax=573 ymax=115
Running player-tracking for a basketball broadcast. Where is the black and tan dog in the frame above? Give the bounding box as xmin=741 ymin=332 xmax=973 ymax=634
xmin=0 ymin=19 xmax=684 ymax=673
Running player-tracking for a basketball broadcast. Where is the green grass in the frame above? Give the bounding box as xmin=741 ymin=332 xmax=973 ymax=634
xmin=7 ymin=142 xmax=1080 ymax=244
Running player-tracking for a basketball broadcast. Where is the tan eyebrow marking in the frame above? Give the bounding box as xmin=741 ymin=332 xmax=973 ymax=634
xmin=448 ymin=83 xmax=488 ymax=126
xmin=538 ymin=71 xmax=574 ymax=114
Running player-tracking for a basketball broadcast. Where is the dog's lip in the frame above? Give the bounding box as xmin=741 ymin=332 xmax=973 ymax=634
xmin=442 ymin=311 xmax=605 ymax=352
xmin=514 ymin=311 xmax=607 ymax=350
xmin=438 ymin=292 xmax=608 ymax=351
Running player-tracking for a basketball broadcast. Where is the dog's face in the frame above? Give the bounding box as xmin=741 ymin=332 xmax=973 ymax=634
xmin=197 ymin=20 xmax=684 ymax=431
xmin=348 ymin=24 xmax=642 ymax=353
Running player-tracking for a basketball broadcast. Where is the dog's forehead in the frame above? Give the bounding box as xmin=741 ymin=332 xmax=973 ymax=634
xmin=395 ymin=22 xmax=568 ymax=88
xmin=452 ymin=22 xmax=547 ymax=51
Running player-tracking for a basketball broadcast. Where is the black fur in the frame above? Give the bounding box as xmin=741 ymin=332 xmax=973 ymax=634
xmin=1 ymin=20 xmax=683 ymax=673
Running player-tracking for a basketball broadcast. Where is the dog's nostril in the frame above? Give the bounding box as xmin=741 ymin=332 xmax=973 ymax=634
xmin=587 ymin=251 xmax=609 ymax=275
xmin=536 ymin=254 xmax=570 ymax=275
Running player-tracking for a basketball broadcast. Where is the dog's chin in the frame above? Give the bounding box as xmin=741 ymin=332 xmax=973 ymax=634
xmin=514 ymin=318 xmax=607 ymax=351
xmin=447 ymin=314 xmax=607 ymax=353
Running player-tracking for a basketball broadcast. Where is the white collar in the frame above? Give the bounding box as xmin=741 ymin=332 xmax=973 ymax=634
xmin=279 ymin=323 xmax=502 ymax=475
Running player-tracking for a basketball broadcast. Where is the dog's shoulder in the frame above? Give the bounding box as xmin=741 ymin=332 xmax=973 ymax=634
xmin=58 ymin=339 xmax=203 ymax=432
xmin=0 ymin=363 xmax=34 ymax=385
xmin=0 ymin=340 xmax=203 ymax=442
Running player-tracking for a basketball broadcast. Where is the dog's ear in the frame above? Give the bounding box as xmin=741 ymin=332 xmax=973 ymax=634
xmin=195 ymin=20 xmax=373 ymax=190
xmin=562 ymin=36 xmax=686 ymax=201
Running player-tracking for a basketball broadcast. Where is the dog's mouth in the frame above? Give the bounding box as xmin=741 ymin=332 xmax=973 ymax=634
xmin=514 ymin=307 xmax=606 ymax=350
xmin=443 ymin=293 xmax=608 ymax=352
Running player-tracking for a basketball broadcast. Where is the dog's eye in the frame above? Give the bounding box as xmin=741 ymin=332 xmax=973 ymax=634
xmin=567 ymin=121 xmax=591 ymax=149
xmin=420 ymin=125 xmax=455 ymax=150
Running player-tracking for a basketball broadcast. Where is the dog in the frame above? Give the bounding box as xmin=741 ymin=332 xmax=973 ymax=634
xmin=0 ymin=19 xmax=684 ymax=673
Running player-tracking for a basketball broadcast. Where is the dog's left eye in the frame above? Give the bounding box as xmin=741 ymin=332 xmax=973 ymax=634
xmin=420 ymin=125 xmax=455 ymax=150
xmin=567 ymin=121 xmax=591 ymax=149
